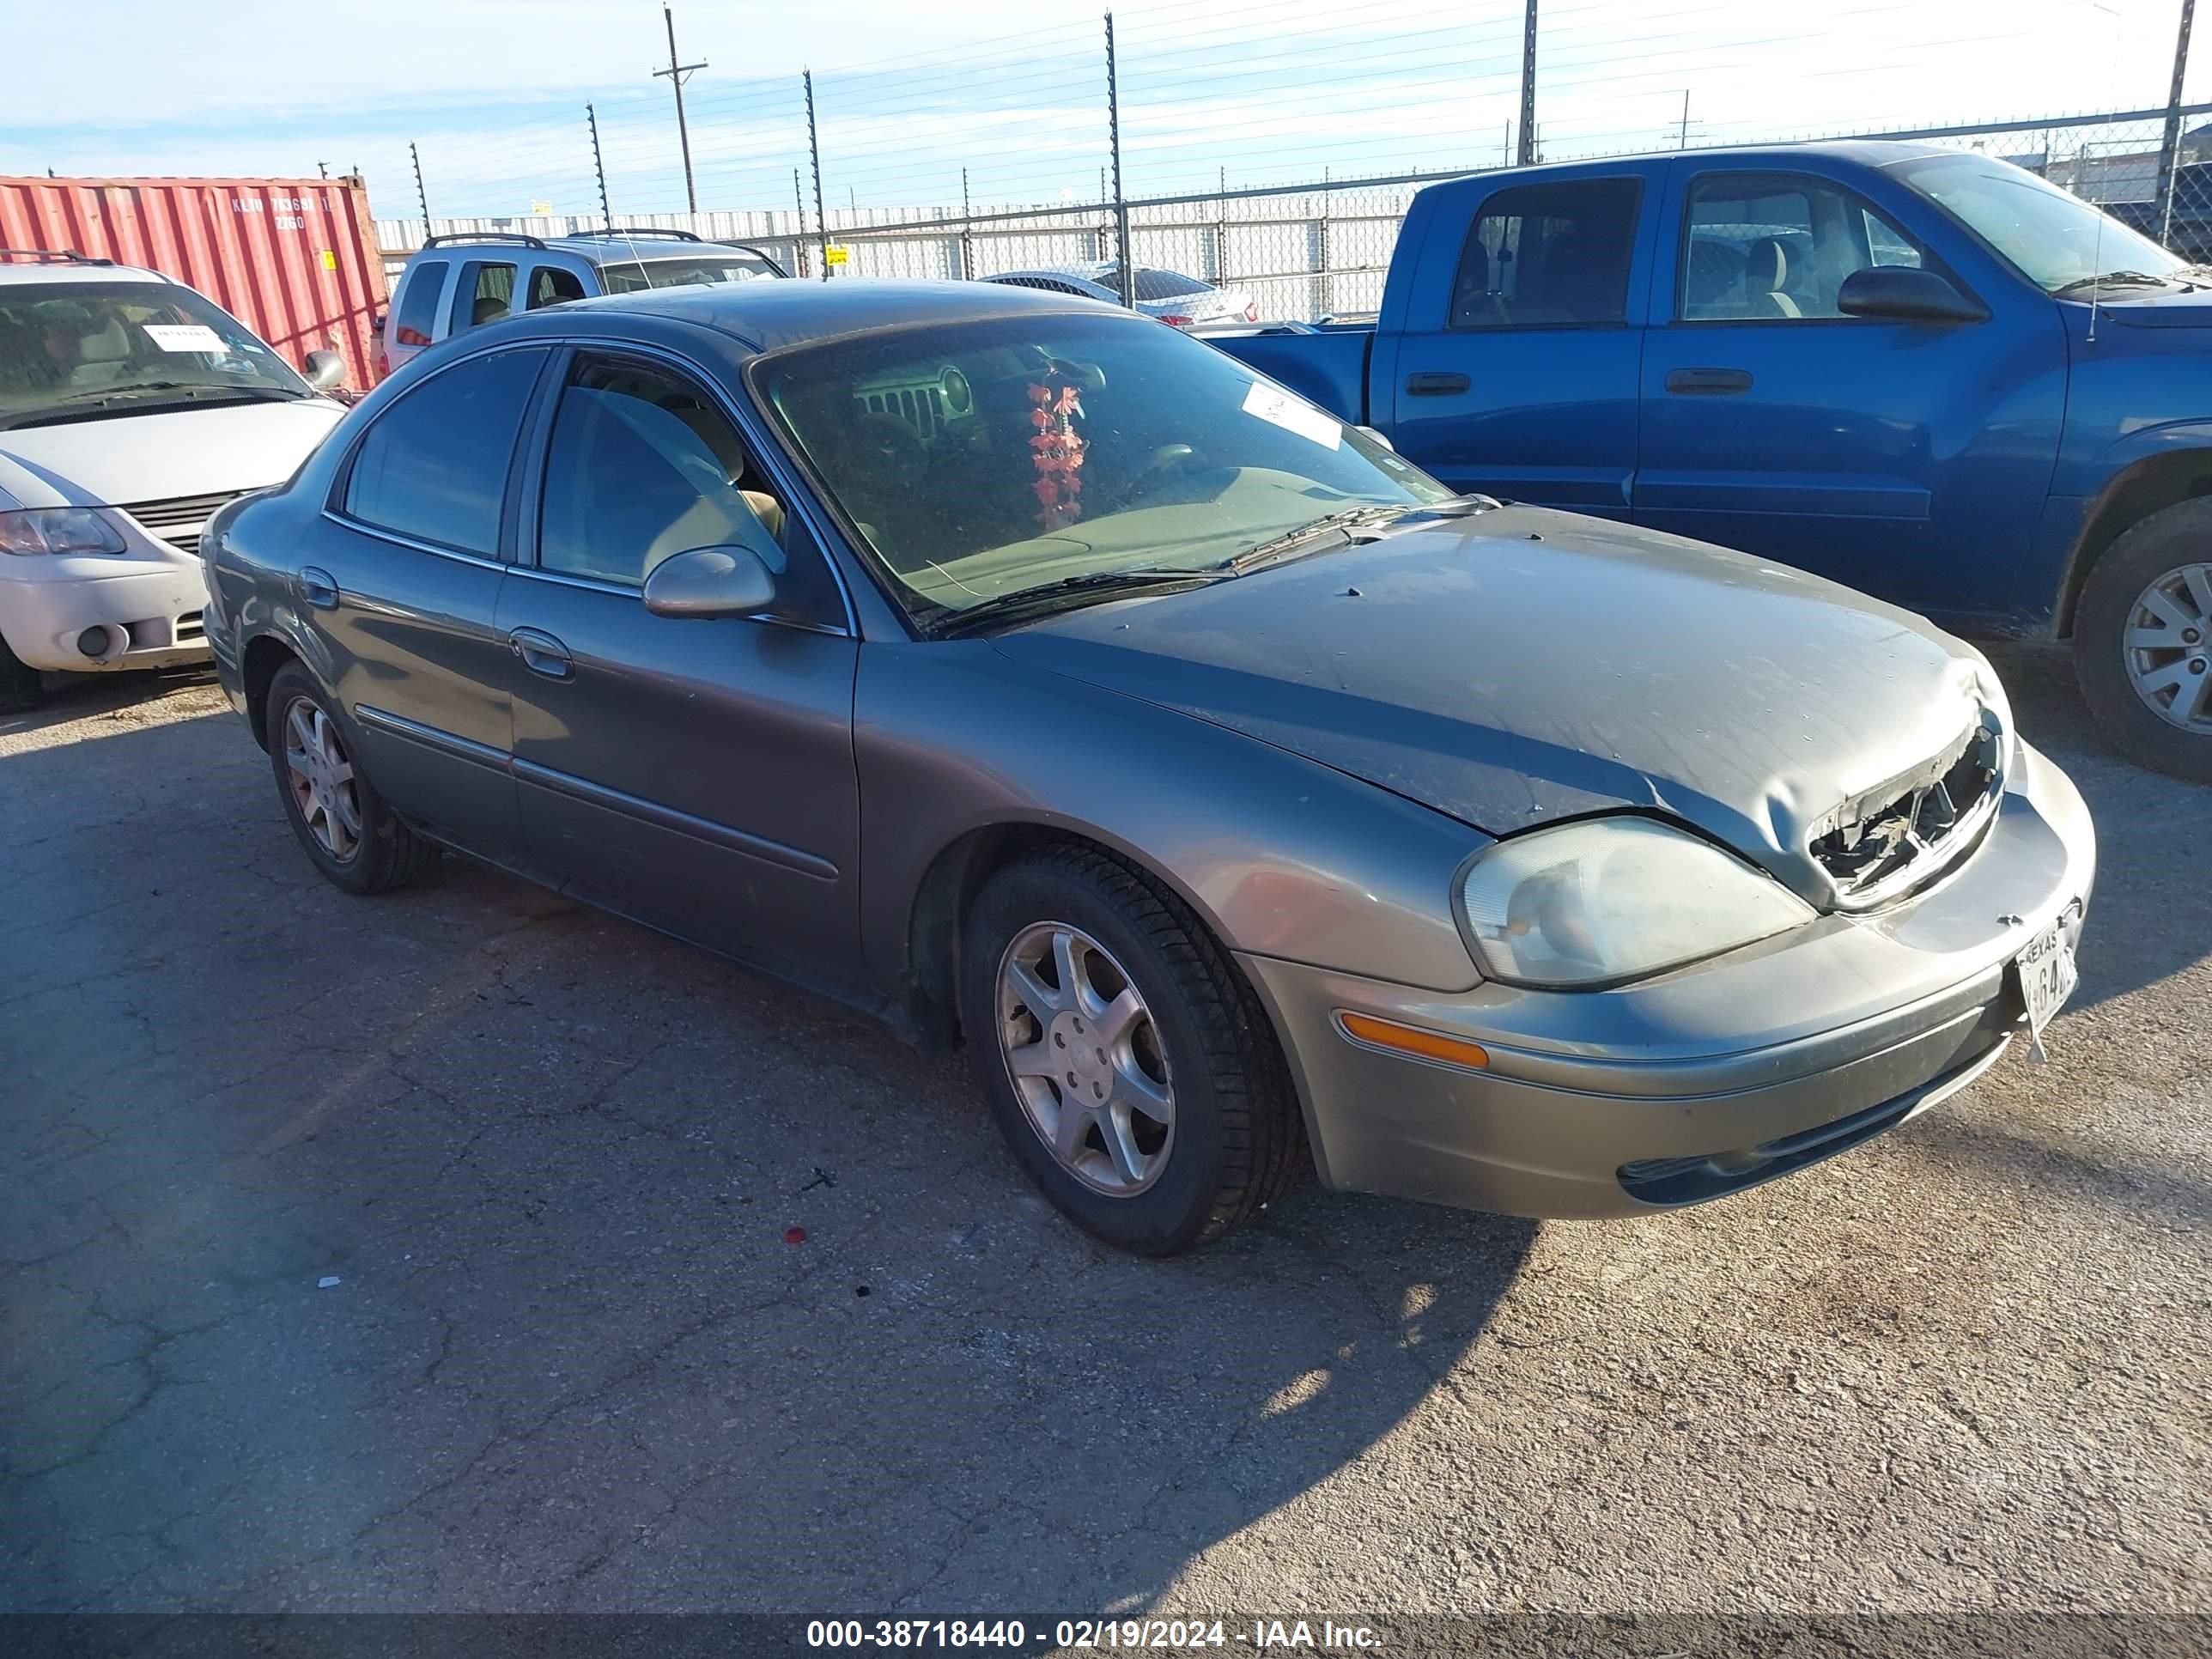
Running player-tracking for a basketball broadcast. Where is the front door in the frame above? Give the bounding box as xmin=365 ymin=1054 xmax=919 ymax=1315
xmin=1633 ymin=160 xmax=2066 ymax=623
xmin=310 ymin=343 xmax=549 ymax=854
xmin=497 ymin=347 xmax=864 ymax=981
xmin=1382 ymin=165 xmax=1659 ymax=518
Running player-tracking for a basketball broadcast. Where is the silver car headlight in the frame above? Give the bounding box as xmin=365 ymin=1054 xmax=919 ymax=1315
xmin=1456 ymin=816 xmax=1815 ymax=988
xmin=0 ymin=507 xmax=129 ymax=556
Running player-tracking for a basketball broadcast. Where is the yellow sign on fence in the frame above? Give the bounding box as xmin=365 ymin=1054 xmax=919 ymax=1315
xmin=823 ymin=245 xmax=850 ymax=266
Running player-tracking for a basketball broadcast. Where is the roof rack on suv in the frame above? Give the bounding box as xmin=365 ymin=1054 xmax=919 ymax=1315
xmin=0 ymin=247 xmax=114 ymax=265
xmin=419 ymin=232 xmax=549 ymax=252
xmin=566 ymin=227 xmax=704 ymax=243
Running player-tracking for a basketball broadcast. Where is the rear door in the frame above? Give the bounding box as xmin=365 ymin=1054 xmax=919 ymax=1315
xmin=312 ymin=343 xmax=549 ymax=854
xmin=496 ymin=344 xmax=865 ymax=981
xmin=1633 ymin=158 xmax=2065 ymax=619
xmin=1382 ymin=163 xmax=1661 ymax=517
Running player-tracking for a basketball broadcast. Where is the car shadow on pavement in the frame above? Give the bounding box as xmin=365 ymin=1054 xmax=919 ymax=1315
xmin=3 ymin=698 xmax=1538 ymax=1613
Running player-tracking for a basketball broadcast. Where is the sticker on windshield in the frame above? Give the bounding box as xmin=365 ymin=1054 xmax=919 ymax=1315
xmin=1242 ymin=380 xmax=1340 ymax=450
xmin=143 ymin=325 xmax=228 ymax=354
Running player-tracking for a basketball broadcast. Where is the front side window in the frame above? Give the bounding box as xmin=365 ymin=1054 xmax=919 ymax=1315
xmin=1680 ymin=174 xmax=1927 ymax=320
xmin=753 ymin=311 xmax=1449 ymax=621
xmin=537 ymin=355 xmax=842 ymax=622
xmin=596 ymin=252 xmax=781 ymax=295
xmin=342 ymin=348 xmax=543 ymax=554
xmin=392 ymin=260 xmax=447 ymax=346
xmin=1894 ymin=150 xmax=2186 ymax=294
xmin=453 ymin=262 xmax=517 ymax=331
xmin=1449 ymin=177 xmax=1641 ymax=330
xmin=0 ymin=280 xmax=313 ymax=429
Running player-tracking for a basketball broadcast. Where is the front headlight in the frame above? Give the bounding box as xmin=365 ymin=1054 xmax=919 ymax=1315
xmin=1457 ymin=816 xmax=1815 ymax=988
xmin=0 ymin=507 xmax=129 ymax=556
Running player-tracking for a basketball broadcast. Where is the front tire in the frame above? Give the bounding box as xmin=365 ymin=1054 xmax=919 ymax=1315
xmin=264 ymin=661 xmax=439 ymax=894
xmin=958 ymin=844 xmax=1308 ymax=1255
xmin=2075 ymin=500 xmax=2212 ymax=783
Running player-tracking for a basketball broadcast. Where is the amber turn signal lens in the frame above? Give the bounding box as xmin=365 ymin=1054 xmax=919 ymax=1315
xmin=1336 ymin=1012 xmax=1490 ymax=1070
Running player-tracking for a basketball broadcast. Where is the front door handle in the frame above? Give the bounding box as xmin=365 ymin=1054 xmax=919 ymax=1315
xmin=508 ymin=627 xmax=572 ymax=680
xmin=298 ymin=567 xmax=339 ymax=610
xmin=1405 ymin=370 xmax=1472 ymax=397
xmin=1664 ymin=367 xmax=1754 ymax=395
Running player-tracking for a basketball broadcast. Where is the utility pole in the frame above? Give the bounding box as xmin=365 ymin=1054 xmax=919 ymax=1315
xmin=793 ymin=167 xmax=809 ymax=277
xmin=587 ymin=104 xmax=611 ymax=226
xmin=653 ymin=3 xmax=706 ymax=216
xmin=2155 ymin=0 xmax=2197 ymax=243
xmin=410 ymin=142 xmax=431 ymax=242
xmin=1516 ymin=0 xmax=1538 ymax=166
xmin=1679 ymin=90 xmax=1691 ymax=149
xmin=1106 ymin=11 xmax=1133 ymax=308
xmin=316 ymin=161 xmax=329 ymax=179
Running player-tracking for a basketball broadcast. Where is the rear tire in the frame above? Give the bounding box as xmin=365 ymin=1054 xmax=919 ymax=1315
xmin=2075 ymin=500 xmax=2212 ymax=784
xmin=264 ymin=661 xmax=439 ymax=895
xmin=958 ymin=843 xmax=1308 ymax=1255
xmin=0 ymin=635 xmax=42 ymax=714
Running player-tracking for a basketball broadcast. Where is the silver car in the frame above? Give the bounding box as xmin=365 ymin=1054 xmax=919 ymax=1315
xmin=202 ymin=280 xmax=2094 ymax=1255
xmin=981 ymin=261 xmax=1260 ymax=328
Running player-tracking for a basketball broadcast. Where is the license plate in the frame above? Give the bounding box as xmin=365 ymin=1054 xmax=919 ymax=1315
xmin=2012 ymin=910 xmax=2080 ymax=1062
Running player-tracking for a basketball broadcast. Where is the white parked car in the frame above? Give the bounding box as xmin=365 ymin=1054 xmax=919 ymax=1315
xmin=0 ymin=253 xmax=347 ymax=709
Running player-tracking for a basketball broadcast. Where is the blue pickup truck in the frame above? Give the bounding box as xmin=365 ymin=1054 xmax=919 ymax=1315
xmin=1212 ymin=141 xmax=2212 ymax=781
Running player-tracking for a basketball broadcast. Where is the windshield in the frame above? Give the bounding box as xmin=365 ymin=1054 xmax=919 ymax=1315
xmin=0 ymin=280 xmax=310 ymax=424
xmin=753 ymin=312 xmax=1450 ymax=618
xmin=1893 ymin=152 xmax=2187 ymax=294
xmin=599 ymin=252 xmax=781 ymax=294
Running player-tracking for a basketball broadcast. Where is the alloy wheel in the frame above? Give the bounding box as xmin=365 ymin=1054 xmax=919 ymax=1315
xmin=282 ymin=696 xmax=362 ymax=861
xmin=2122 ymin=562 xmax=2212 ymax=732
xmin=996 ymin=920 xmax=1176 ymax=1196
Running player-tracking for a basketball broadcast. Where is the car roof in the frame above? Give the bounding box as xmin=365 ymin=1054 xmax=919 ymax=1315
xmin=489 ymin=276 xmax=1123 ymax=356
xmin=0 ymin=258 xmax=170 ymax=288
xmin=550 ymin=234 xmax=770 ymax=260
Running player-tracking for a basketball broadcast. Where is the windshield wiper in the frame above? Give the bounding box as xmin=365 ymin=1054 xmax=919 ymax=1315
xmin=2053 ymin=270 xmax=2177 ymax=295
xmin=1222 ymin=501 xmax=1420 ymax=573
xmin=0 ymin=382 xmax=307 ymax=430
xmin=931 ymin=567 xmax=1224 ymax=636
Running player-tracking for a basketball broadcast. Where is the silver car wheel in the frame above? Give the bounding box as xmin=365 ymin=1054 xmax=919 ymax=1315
xmin=282 ymin=696 xmax=362 ymax=862
xmin=2123 ymin=562 xmax=2212 ymax=732
xmin=997 ymin=920 xmax=1176 ymax=1197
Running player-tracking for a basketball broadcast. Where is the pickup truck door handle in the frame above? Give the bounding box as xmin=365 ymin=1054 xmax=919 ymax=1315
xmin=297 ymin=567 xmax=339 ymax=610
xmin=1665 ymin=367 xmax=1754 ymax=395
xmin=1404 ymin=370 xmax=1472 ymax=397
xmin=508 ymin=627 xmax=573 ymax=680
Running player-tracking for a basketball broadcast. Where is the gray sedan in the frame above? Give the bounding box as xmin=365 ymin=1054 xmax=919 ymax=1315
xmin=980 ymin=261 xmax=1260 ymax=328
xmin=202 ymin=280 xmax=2094 ymax=1255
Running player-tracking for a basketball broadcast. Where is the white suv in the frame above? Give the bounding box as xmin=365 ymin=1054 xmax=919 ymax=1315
xmin=0 ymin=252 xmax=348 ymax=708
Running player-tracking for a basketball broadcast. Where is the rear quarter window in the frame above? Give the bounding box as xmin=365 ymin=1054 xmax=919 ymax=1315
xmin=392 ymin=260 xmax=449 ymax=347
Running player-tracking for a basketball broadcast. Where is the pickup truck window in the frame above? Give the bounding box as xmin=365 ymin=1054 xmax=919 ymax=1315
xmin=1449 ymin=177 xmax=1640 ymax=331
xmin=1893 ymin=151 xmax=2186 ymax=295
xmin=1680 ymin=173 xmax=1922 ymax=320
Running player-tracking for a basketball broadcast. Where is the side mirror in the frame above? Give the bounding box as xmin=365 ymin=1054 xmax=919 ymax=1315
xmin=1356 ymin=425 xmax=1395 ymax=453
xmin=1837 ymin=266 xmax=1989 ymax=324
xmin=641 ymin=544 xmax=778 ymax=619
xmin=302 ymin=349 xmax=346 ymax=392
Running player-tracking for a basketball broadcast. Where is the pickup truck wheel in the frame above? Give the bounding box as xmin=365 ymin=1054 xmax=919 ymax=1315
xmin=265 ymin=662 xmax=440 ymax=895
xmin=0 ymin=635 xmax=43 ymax=713
xmin=958 ymin=844 xmax=1309 ymax=1255
xmin=2076 ymin=501 xmax=2212 ymax=783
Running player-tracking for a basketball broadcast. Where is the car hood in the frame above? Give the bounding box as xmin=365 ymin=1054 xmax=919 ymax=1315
xmin=0 ymin=398 xmax=344 ymax=510
xmin=990 ymin=505 xmax=2008 ymax=908
xmin=2091 ymin=285 xmax=2212 ymax=328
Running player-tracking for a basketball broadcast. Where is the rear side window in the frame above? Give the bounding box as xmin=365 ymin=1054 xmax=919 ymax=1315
xmin=528 ymin=266 xmax=586 ymax=308
xmin=392 ymin=260 xmax=448 ymax=347
xmin=452 ymin=262 xmax=517 ymax=332
xmin=343 ymin=348 xmax=543 ymax=555
xmin=1449 ymin=177 xmax=1642 ymax=330
xmin=1128 ymin=267 xmax=1211 ymax=301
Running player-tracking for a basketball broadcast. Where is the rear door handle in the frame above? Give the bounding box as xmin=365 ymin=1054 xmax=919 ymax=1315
xmin=508 ymin=627 xmax=572 ymax=680
xmin=1664 ymin=367 xmax=1753 ymax=395
xmin=298 ymin=567 xmax=339 ymax=610
xmin=1405 ymin=370 xmax=1472 ymax=397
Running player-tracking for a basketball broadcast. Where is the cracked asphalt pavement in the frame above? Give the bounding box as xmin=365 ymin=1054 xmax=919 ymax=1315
xmin=2 ymin=645 xmax=2208 ymax=1616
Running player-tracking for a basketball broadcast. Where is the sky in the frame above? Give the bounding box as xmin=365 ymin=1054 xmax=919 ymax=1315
xmin=7 ymin=0 xmax=2205 ymax=222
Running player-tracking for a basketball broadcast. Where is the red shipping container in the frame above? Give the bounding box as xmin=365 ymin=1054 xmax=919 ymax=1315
xmin=0 ymin=175 xmax=390 ymax=393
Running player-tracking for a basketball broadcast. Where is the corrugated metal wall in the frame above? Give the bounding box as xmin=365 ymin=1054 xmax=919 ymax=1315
xmin=1 ymin=176 xmax=390 ymax=391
